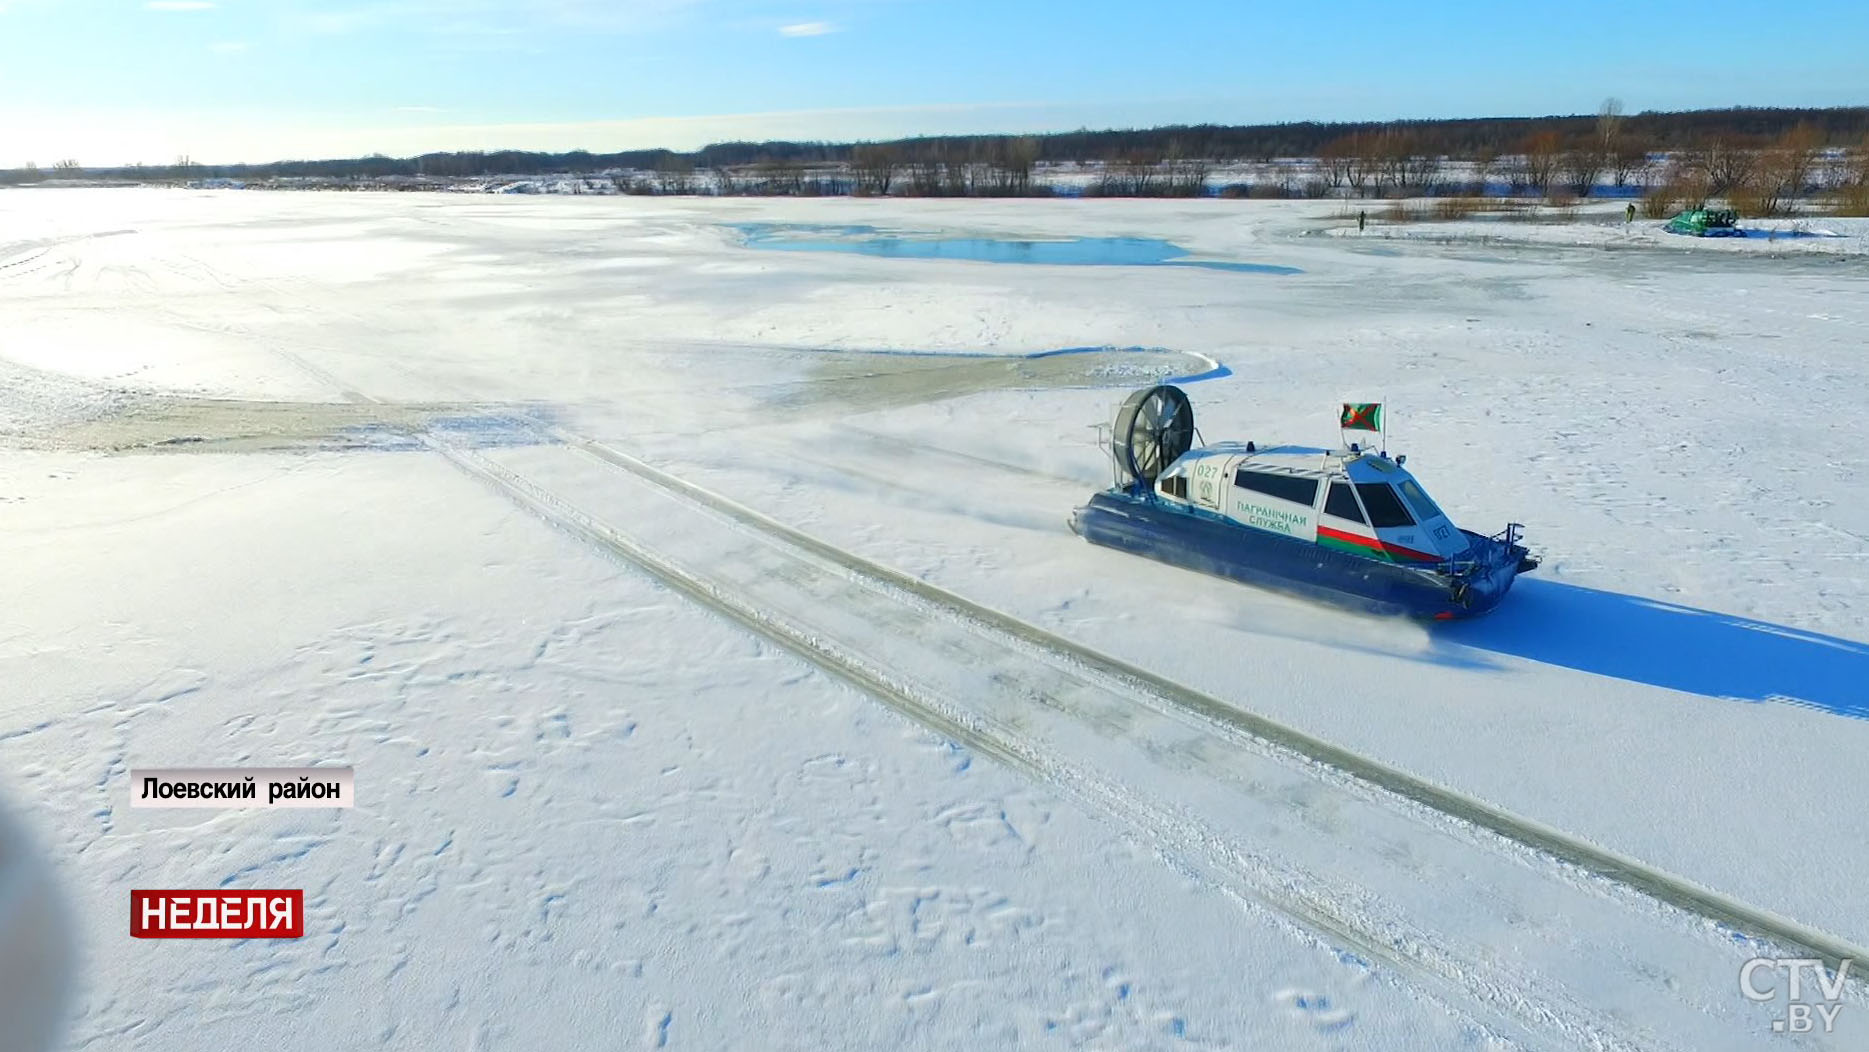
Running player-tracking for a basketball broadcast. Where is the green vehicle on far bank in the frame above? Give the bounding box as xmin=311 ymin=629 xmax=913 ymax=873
xmin=1664 ymin=208 xmax=1743 ymax=237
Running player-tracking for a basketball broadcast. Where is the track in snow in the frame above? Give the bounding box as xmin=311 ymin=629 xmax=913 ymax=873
xmin=563 ymin=430 xmax=1867 ymax=971
xmin=437 ymin=433 xmax=1866 ymax=1051
xmin=258 ymin=341 xmax=1865 ymax=1050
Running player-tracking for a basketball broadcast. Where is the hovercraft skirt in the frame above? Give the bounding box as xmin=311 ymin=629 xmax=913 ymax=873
xmin=1070 ymin=491 xmax=1519 ymax=619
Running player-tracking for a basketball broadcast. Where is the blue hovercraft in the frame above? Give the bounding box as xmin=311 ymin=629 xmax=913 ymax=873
xmin=1069 ymin=385 xmax=1538 ymax=619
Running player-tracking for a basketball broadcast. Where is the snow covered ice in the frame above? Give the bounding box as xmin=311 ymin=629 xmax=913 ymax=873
xmin=4 ymin=188 xmax=1868 ymax=1050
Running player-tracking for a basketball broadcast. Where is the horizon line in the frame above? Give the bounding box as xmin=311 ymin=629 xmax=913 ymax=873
xmin=9 ymin=101 xmax=1866 ymax=171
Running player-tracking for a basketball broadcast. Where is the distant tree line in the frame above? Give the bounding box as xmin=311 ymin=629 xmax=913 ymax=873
xmin=5 ymin=105 xmax=1866 ymax=213
xmin=657 ymin=106 xmax=1869 ymax=168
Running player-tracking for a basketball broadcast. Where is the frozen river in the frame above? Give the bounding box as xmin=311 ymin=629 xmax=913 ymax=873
xmin=3 ymin=189 xmax=1867 ymax=1050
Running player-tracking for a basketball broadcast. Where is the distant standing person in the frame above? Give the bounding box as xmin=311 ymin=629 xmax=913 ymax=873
xmin=1358 ymin=209 xmax=1366 ymax=233
xmin=1625 ymin=202 xmax=1636 ymax=224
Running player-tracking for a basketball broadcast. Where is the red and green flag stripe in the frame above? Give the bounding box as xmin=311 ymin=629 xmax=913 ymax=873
xmin=1340 ymin=403 xmax=1382 ymax=431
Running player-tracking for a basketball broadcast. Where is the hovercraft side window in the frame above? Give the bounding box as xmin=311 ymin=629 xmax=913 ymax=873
xmin=1354 ymin=483 xmax=1415 ymax=528
xmin=1324 ymin=482 xmax=1366 ymax=523
xmin=1160 ymin=475 xmax=1188 ymax=500
xmin=1235 ymin=469 xmax=1318 ymax=507
xmin=1396 ymin=478 xmax=1444 ymax=522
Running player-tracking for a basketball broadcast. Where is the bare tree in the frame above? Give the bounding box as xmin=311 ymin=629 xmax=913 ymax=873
xmin=51 ymin=159 xmax=81 ymax=178
xmin=1595 ymin=98 xmax=1625 ymax=154
xmin=751 ymin=159 xmax=805 ymax=195
xmin=851 ymin=144 xmax=899 ymax=196
xmin=1519 ymin=131 xmax=1563 ymax=194
xmin=1576 ymin=97 xmax=1631 ymax=195
xmin=906 ymin=148 xmax=945 ymax=196
xmin=1317 ymin=135 xmax=1357 ymax=193
xmin=1370 ymin=129 xmax=1412 ymax=193
xmin=1158 ymin=139 xmax=1208 ymax=196
xmin=986 ymin=137 xmax=1040 ymax=196
xmin=1661 ymin=152 xmax=1713 ymax=209
xmin=1812 ymin=141 xmax=1857 ymax=192
xmin=1559 ymin=136 xmax=1605 ymax=197
xmin=654 ymin=155 xmax=695 ymax=194
xmin=1610 ymin=141 xmax=1650 ymax=187
xmin=975 ymin=141 xmax=1016 ymax=196
xmin=1469 ymin=148 xmax=1499 ymax=194
xmin=1009 ymin=137 xmax=1041 ymax=194
xmin=1700 ymin=134 xmax=1759 ymax=196
xmin=1345 ymin=134 xmax=1376 ymax=196
xmin=1165 ymin=156 xmax=1210 ymax=196
xmin=1398 ymin=144 xmax=1442 ymax=195
xmin=898 ymin=142 xmax=976 ymax=197
xmin=1093 ymin=150 xmax=1162 ymax=196
xmin=1842 ymin=139 xmax=1869 ymax=215
xmin=610 ymin=172 xmax=654 ymax=195
xmin=943 ymin=145 xmax=985 ymax=196
xmin=1748 ymin=123 xmax=1823 ymax=215
xmin=1494 ymin=153 xmax=1530 ymax=195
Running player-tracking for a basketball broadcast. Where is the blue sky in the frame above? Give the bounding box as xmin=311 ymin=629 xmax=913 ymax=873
xmin=1 ymin=0 xmax=1864 ymax=165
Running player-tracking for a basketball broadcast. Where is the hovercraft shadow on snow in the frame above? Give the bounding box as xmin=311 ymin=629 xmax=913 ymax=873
xmin=1435 ymin=579 xmax=1869 ymax=720
xmin=1069 ymin=385 xmax=1537 ymax=620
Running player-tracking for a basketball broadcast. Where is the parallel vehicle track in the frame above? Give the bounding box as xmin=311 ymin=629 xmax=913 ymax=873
xmin=440 ymin=440 xmax=1637 ymax=1050
xmin=265 ymin=342 xmax=1865 ymax=1050
xmin=561 ymin=430 xmax=1869 ymax=978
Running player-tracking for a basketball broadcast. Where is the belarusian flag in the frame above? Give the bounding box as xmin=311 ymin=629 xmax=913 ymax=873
xmin=1340 ymin=403 xmax=1382 ymax=431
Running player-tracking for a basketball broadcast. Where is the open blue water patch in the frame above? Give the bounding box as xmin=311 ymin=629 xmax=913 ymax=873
xmin=729 ymin=223 xmax=1299 ymax=274
xmin=1736 ymin=228 xmax=1845 ymax=240
xmin=1663 ymin=227 xmax=1844 ymax=241
xmin=1435 ymin=579 xmax=1869 ymax=721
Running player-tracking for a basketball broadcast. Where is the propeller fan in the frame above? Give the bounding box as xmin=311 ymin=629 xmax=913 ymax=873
xmin=1112 ymin=384 xmax=1195 ymax=485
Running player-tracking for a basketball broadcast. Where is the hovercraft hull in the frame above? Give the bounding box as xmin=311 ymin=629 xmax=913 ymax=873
xmin=1070 ymin=490 xmax=1526 ymax=619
